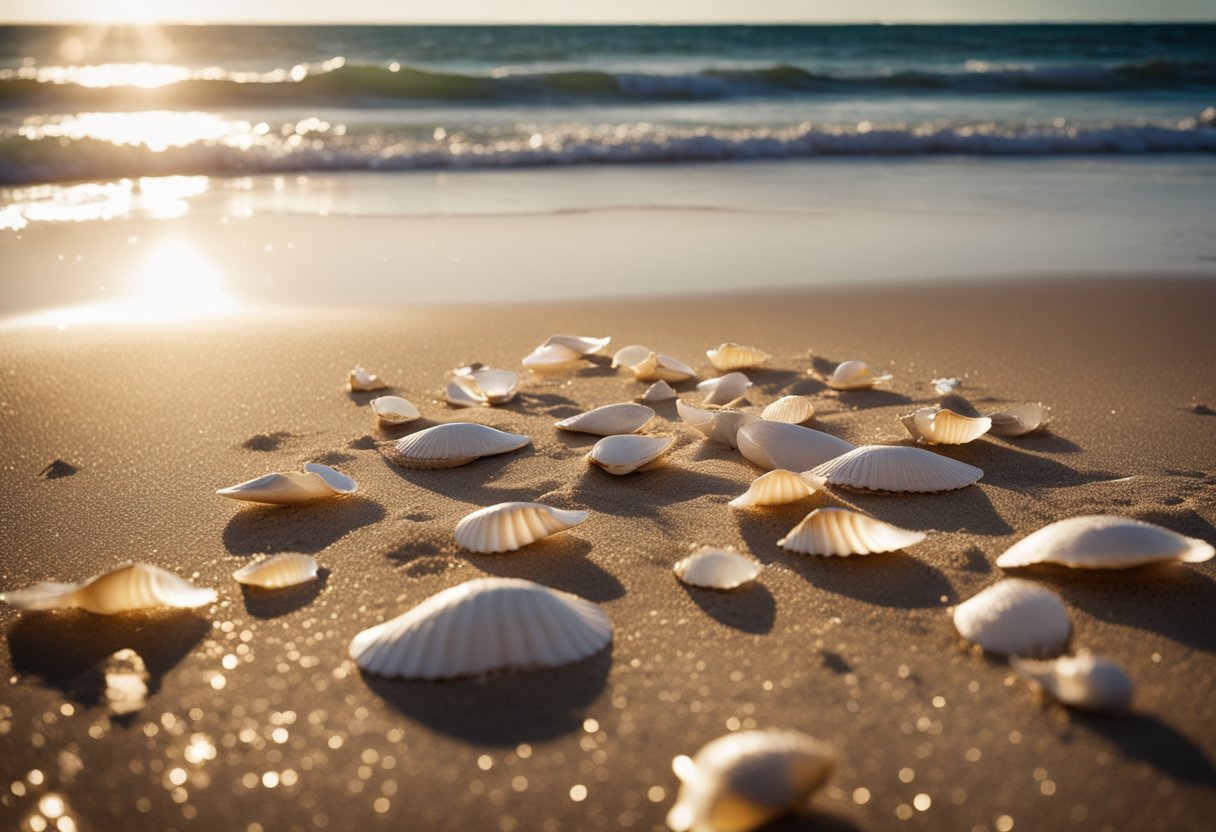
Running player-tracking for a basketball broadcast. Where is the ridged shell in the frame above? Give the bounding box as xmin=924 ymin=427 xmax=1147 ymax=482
xmin=953 ymin=579 xmax=1071 ymax=657
xmin=216 ymin=463 xmax=359 ymax=505
xmin=454 ymin=502 xmax=590 ymax=554
xmin=233 ymin=553 xmax=319 ymax=589
xmin=677 ymin=400 xmax=759 ymax=448
xmin=932 ymin=377 xmax=962 ymax=396
xmin=1010 ymin=651 xmax=1134 ymax=713
xmin=706 ymin=343 xmax=771 ymax=371
xmin=737 ymin=421 xmax=855 ymax=472
xmin=729 ymin=470 xmax=823 ymax=508
xmin=370 ymin=395 xmax=421 ymax=425
xmin=587 ymin=434 xmax=674 ymax=475
xmin=641 ymin=380 xmax=678 ymax=402
xmin=697 ymin=372 xmax=752 ymax=407
xmin=349 ymin=577 xmax=612 ymax=679
xmin=988 ymin=403 xmax=1052 ymax=437
xmin=777 ymin=507 xmax=926 ymax=556
xmin=667 ymin=729 xmax=837 ymax=832
xmin=542 ymin=334 xmax=611 ymax=355
xmin=761 ymin=396 xmax=815 ymax=425
xmin=674 ymin=547 xmax=762 ymax=590
xmin=447 ymin=367 xmax=519 ymax=407
xmin=521 ymin=343 xmax=583 ymax=372
xmin=899 ymin=407 xmax=992 ymax=445
xmin=348 ymin=365 xmax=386 ymax=392
xmin=555 ymin=403 xmax=655 ymax=436
xmin=824 ymin=360 xmax=892 ymax=390
xmin=386 ymin=423 xmax=530 ymax=469
xmin=996 ymin=515 xmax=1215 ymax=570
xmin=809 ymin=445 xmax=982 ymax=493
xmin=0 ymin=563 xmax=217 ymax=615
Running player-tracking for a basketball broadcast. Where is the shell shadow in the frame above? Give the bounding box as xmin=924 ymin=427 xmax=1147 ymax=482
xmin=825 ymin=388 xmax=913 ymax=409
xmin=681 ymin=581 xmax=776 ymax=634
xmin=505 ymin=391 xmax=581 ymax=415
xmin=240 ymin=569 xmax=329 ymax=619
xmin=569 ymin=465 xmax=741 ymax=519
xmin=988 ymin=431 xmax=1082 ymax=455
xmin=385 ymin=454 xmax=561 ymax=506
xmin=241 ymin=431 xmax=294 ymax=452
xmin=375 ymin=417 xmax=439 ymax=440
xmin=40 ymin=459 xmax=79 ymax=479
xmin=763 ymin=811 xmax=865 ymax=832
xmin=221 ymin=498 xmax=386 ymax=555
xmin=927 ymin=441 xmax=1115 ymax=491
xmin=466 ymin=538 xmax=625 ymax=602
xmin=749 ymin=369 xmax=805 ymax=394
xmin=1069 ymin=713 xmax=1216 ymax=786
xmin=839 ymin=486 xmax=1014 ymax=536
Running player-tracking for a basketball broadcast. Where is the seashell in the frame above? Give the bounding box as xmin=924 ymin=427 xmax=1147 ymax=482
xmin=454 ymin=502 xmax=589 ymax=554
xmin=1010 ymin=650 xmax=1133 ymax=713
xmin=542 ymin=334 xmax=611 ymax=355
xmin=899 ymin=406 xmax=992 ymax=445
xmin=641 ymin=380 xmax=678 ymax=402
xmin=587 ymin=434 xmax=674 ymax=475
xmin=736 ymin=421 xmax=854 ymax=472
xmin=706 ymin=343 xmax=771 ymax=371
xmin=370 ymin=395 xmax=421 ymax=425
xmin=233 ymin=553 xmax=319 ymax=589
xmin=988 ymin=403 xmax=1052 ymax=437
xmin=953 ymin=579 xmax=1070 ymax=657
xmin=777 ymin=507 xmax=926 ymax=556
xmin=677 ymin=400 xmax=758 ymax=448
xmin=217 ymin=463 xmax=358 ymax=505
xmin=521 ymin=343 xmax=583 ymax=372
xmin=349 ymin=577 xmax=611 ymax=679
xmin=386 ymin=423 xmax=530 ymax=469
xmin=696 ymin=372 xmax=752 ymax=407
xmin=823 ymin=360 xmax=891 ymax=391
xmin=101 ymin=648 xmax=149 ymax=715
xmin=0 ymin=563 xmax=217 ymax=614
xmin=673 ymin=547 xmax=761 ymax=590
xmin=995 ymin=515 xmax=1214 ymax=570
xmin=612 ymin=344 xmax=654 ymax=369
xmin=348 ymin=365 xmax=386 ymax=392
xmin=932 ymin=377 xmax=962 ymax=396
xmin=667 ymin=729 xmax=836 ymax=832
xmin=613 ymin=344 xmax=697 ymax=383
xmin=729 ymin=469 xmax=823 ymax=508
xmin=446 ymin=366 xmax=519 ymax=407
xmin=761 ymin=396 xmax=814 ymax=425
xmin=555 ymin=403 xmax=655 ymax=436
xmin=809 ymin=445 xmax=982 ymax=493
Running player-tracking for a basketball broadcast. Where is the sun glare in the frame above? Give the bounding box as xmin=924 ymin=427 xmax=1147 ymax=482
xmin=97 ymin=1 xmax=160 ymax=26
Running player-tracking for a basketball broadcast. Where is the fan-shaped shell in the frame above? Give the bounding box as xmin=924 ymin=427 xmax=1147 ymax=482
xmin=386 ymin=423 xmax=530 ymax=469
xmin=777 ymin=507 xmax=926 ymax=556
xmin=677 ymin=400 xmax=758 ymax=448
xmin=348 ymin=365 xmax=386 ymax=392
xmin=447 ymin=366 xmax=519 ymax=407
xmin=953 ymin=579 xmax=1070 ymax=657
xmin=233 ymin=553 xmax=319 ymax=589
xmin=454 ymin=502 xmax=589 ymax=554
xmin=587 ymin=434 xmax=674 ymax=475
xmin=899 ymin=407 xmax=992 ymax=445
xmin=521 ymin=342 xmax=583 ymax=372
xmin=1010 ymin=651 xmax=1133 ymax=713
xmin=370 ymin=395 xmax=421 ymax=425
xmin=761 ymin=396 xmax=814 ymax=425
xmin=0 ymin=563 xmax=217 ymax=615
xmin=217 ymin=463 xmax=359 ymax=505
xmin=674 ymin=547 xmax=761 ymax=590
xmin=809 ymin=445 xmax=982 ymax=493
xmin=996 ymin=515 xmax=1214 ymax=570
xmin=542 ymin=334 xmax=611 ymax=355
xmin=667 ymin=729 xmax=837 ymax=832
xmin=555 ymin=403 xmax=655 ymax=436
xmin=697 ymin=372 xmax=752 ymax=407
xmin=932 ymin=377 xmax=962 ymax=396
xmin=706 ymin=343 xmax=771 ymax=371
xmin=824 ymin=360 xmax=891 ymax=390
xmin=641 ymin=380 xmax=678 ymax=402
xmin=737 ymin=421 xmax=855 ymax=472
xmin=729 ymin=470 xmax=823 ymax=508
xmin=988 ymin=403 xmax=1052 ymax=437
xmin=349 ymin=577 xmax=612 ymax=679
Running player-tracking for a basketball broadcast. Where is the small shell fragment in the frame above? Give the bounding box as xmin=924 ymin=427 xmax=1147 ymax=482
xmin=370 ymin=395 xmax=421 ymax=425
xmin=899 ymin=406 xmax=992 ymax=445
xmin=696 ymin=372 xmax=752 ymax=407
xmin=587 ymin=434 xmax=674 ymax=475
xmin=0 ymin=563 xmax=217 ymax=615
xmin=556 ymin=403 xmax=655 ymax=436
xmin=988 ymin=403 xmax=1053 ymax=437
xmin=996 ymin=515 xmax=1215 ymax=570
xmin=932 ymin=377 xmax=962 ymax=396
xmin=729 ymin=469 xmax=823 ymax=508
xmin=953 ymin=579 xmax=1071 ymax=658
xmin=348 ymin=365 xmax=387 ymax=392
xmin=706 ymin=343 xmax=771 ymax=371
xmin=736 ymin=421 xmax=854 ymax=472
xmin=823 ymin=360 xmax=892 ymax=390
xmin=101 ymin=649 xmax=150 ymax=715
xmin=777 ymin=507 xmax=926 ymax=556
xmin=809 ymin=445 xmax=982 ymax=493
xmin=386 ymin=423 xmax=530 ymax=469
xmin=454 ymin=502 xmax=589 ymax=554
xmin=1010 ymin=650 xmax=1133 ymax=713
xmin=446 ymin=366 xmax=519 ymax=407
xmin=217 ymin=463 xmax=358 ymax=505
xmin=761 ymin=396 xmax=814 ymax=425
xmin=674 ymin=547 xmax=761 ymax=590
xmin=677 ymin=400 xmax=758 ymax=448
xmin=641 ymin=380 xmax=678 ymax=402
xmin=233 ymin=553 xmax=319 ymax=589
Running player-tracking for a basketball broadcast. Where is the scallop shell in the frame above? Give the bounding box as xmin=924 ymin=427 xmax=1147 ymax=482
xmin=729 ymin=470 xmax=823 ymax=508
xmin=349 ymin=577 xmax=612 ymax=680
xmin=233 ymin=553 xmax=319 ymax=589
xmin=667 ymin=729 xmax=836 ymax=832
xmin=673 ymin=547 xmax=762 ymax=590
xmin=736 ymin=421 xmax=855 ymax=472
xmin=0 ymin=563 xmax=217 ymax=614
xmin=1010 ymin=650 xmax=1133 ymax=713
xmin=932 ymin=377 xmax=962 ymax=396
xmin=808 ymin=445 xmax=982 ymax=493
xmin=521 ymin=343 xmax=583 ymax=372
xmin=697 ymin=372 xmax=752 ymax=407
xmin=370 ymin=395 xmax=421 ymax=425
xmin=641 ymin=380 xmax=678 ymax=402
xmin=217 ymin=462 xmax=359 ymax=505
xmin=446 ymin=366 xmax=519 ymax=407
xmin=899 ymin=407 xmax=992 ymax=445
xmin=996 ymin=515 xmax=1215 ymax=570
xmin=777 ymin=507 xmax=926 ymax=556
xmin=953 ymin=579 xmax=1071 ymax=658
xmin=988 ymin=403 xmax=1052 ymax=437
xmin=542 ymin=334 xmax=611 ymax=355
xmin=677 ymin=400 xmax=759 ymax=448
xmin=386 ymin=423 xmax=530 ymax=469
xmin=454 ymin=502 xmax=589 ymax=554
xmin=348 ymin=365 xmax=386 ymax=392
xmin=706 ymin=343 xmax=771 ymax=371
xmin=823 ymin=360 xmax=891 ymax=391
xmin=761 ymin=396 xmax=814 ymax=425
xmin=555 ymin=403 xmax=655 ymax=436
xmin=587 ymin=434 xmax=674 ymax=475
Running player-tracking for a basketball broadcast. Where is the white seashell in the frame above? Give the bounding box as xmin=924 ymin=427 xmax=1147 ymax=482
xmin=677 ymin=400 xmax=758 ymax=448
xmin=587 ymin=434 xmax=674 ymax=475
xmin=0 ymin=563 xmax=217 ymax=614
xmin=777 ymin=507 xmax=926 ymax=556
xmin=932 ymin=377 xmax=962 ymax=396
xmin=542 ymin=334 xmax=611 ymax=355
xmin=667 ymin=729 xmax=836 ymax=832
xmin=674 ymin=547 xmax=761 ymax=590
xmin=823 ymin=360 xmax=892 ymax=391
xmin=988 ymin=403 xmax=1053 ymax=437
xmin=995 ymin=515 xmax=1214 ymax=570
xmin=233 ymin=553 xmax=319 ymax=589
xmin=101 ymin=649 xmax=149 ymax=715
xmin=697 ymin=372 xmax=752 ymax=407
xmin=555 ymin=403 xmax=655 ymax=436
xmin=1010 ymin=650 xmax=1133 ymax=713
xmin=447 ymin=366 xmax=519 ymax=407
xmin=736 ymin=421 xmax=855 ymax=472
xmin=217 ymin=463 xmax=358 ymax=505
xmin=386 ymin=423 xmax=530 ymax=469
xmin=349 ymin=577 xmax=611 ymax=679
xmin=809 ymin=445 xmax=982 ymax=493
xmin=348 ymin=365 xmax=386 ymax=392
xmin=633 ymin=351 xmax=698 ymax=383
xmin=899 ymin=406 xmax=992 ymax=445
xmin=641 ymin=380 xmax=678 ymax=402
xmin=706 ymin=343 xmax=771 ymax=371
xmin=521 ymin=343 xmax=584 ymax=372
xmin=454 ymin=502 xmax=589 ymax=554
xmin=761 ymin=396 xmax=814 ymax=425
xmin=729 ymin=469 xmax=823 ymax=508
xmin=953 ymin=579 xmax=1070 ymax=657
xmin=370 ymin=395 xmax=421 ymax=425
xmin=612 ymin=344 xmax=654 ymax=369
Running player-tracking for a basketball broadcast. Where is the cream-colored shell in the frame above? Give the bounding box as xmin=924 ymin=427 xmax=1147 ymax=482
xmin=996 ymin=515 xmax=1215 ymax=569
xmin=370 ymin=395 xmax=421 ymax=425
xmin=233 ymin=553 xmax=319 ymax=589
xmin=641 ymin=380 xmax=678 ymax=402
xmin=542 ymin=334 xmax=611 ymax=355
xmin=217 ymin=463 xmax=359 ymax=505
xmin=673 ymin=547 xmax=762 ymax=589
xmin=809 ymin=445 xmax=982 ymax=493
xmin=454 ymin=502 xmax=589 ymax=554
xmin=1010 ymin=650 xmax=1133 ymax=713
xmin=612 ymin=344 xmax=654 ymax=368
xmin=522 ymin=343 xmax=583 ymax=372
xmin=587 ymin=434 xmax=674 ymax=475
xmin=988 ymin=403 xmax=1052 ymax=437
xmin=737 ymin=421 xmax=855 ymax=472
xmin=348 ymin=365 xmax=387 ymax=392
xmin=555 ymin=403 xmax=655 ymax=436
xmin=761 ymin=396 xmax=814 ymax=425
xmin=677 ymin=400 xmax=758 ymax=448
xmin=349 ymin=577 xmax=612 ymax=680
xmin=706 ymin=343 xmax=771 ymax=371
xmin=386 ymin=423 xmax=530 ymax=469
xmin=953 ymin=579 xmax=1071 ymax=657
xmin=899 ymin=406 xmax=992 ymax=445
xmin=777 ymin=507 xmax=926 ymax=556
xmin=0 ymin=563 xmax=217 ymax=614
xmin=446 ymin=366 xmax=519 ymax=407
xmin=613 ymin=344 xmax=697 ymax=383
xmin=697 ymin=372 xmax=752 ymax=407
xmin=931 ymin=377 xmax=962 ymax=395
xmin=101 ymin=649 xmax=149 ymax=715
xmin=823 ymin=360 xmax=891 ymax=390
xmin=729 ymin=469 xmax=823 ymax=508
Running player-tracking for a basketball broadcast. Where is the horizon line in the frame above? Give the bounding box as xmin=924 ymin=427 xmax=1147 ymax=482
xmin=3 ymin=19 xmax=1216 ymax=27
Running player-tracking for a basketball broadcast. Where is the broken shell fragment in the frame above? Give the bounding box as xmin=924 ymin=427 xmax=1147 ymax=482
xmin=996 ymin=515 xmax=1215 ymax=570
xmin=932 ymin=377 xmax=962 ymax=396
xmin=736 ymin=421 xmax=855 ymax=472
xmin=674 ymin=547 xmax=761 ymax=590
xmin=521 ymin=343 xmax=584 ymax=372
xmin=809 ymin=445 xmax=982 ymax=493
xmin=729 ymin=469 xmax=823 ymax=508
xmin=641 ymin=380 xmax=678 ymax=402
xmin=706 ymin=343 xmax=771 ymax=371
xmin=953 ymin=579 xmax=1071 ymax=658
xmin=1010 ymin=650 xmax=1133 ymax=713
xmin=386 ymin=423 xmax=530 ymax=469
xmin=542 ymin=334 xmax=611 ymax=355
xmin=761 ymin=396 xmax=814 ymax=425
xmin=233 ymin=553 xmax=319 ymax=589
xmin=370 ymin=395 xmax=421 ymax=425
xmin=696 ymin=372 xmax=752 ymax=407
xmin=217 ymin=463 xmax=359 ymax=505
xmin=446 ymin=366 xmax=519 ymax=407
xmin=778 ymin=507 xmax=926 ymax=556
xmin=348 ymin=365 xmax=386 ymax=392
xmin=454 ymin=502 xmax=589 ymax=554
xmin=899 ymin=406 xmax=992 ymax=445
xmin=101 ymin=649 xmax=149 ymax=715
xmin=587 ymin=434 xmax=675 ymax=475
xmin=556 ymin=403 xmax=655 ymax=436
xmin=988 ymin=403 xmax=1053 ymax=437
xmin=677 ymin=400 xmax=758 ymax=448
xmin=0 ymin=563 xmax=217 ymax=614
xmin=613 ymin=344 xmax=697 ymax=383
xmin=823 ymin=360 xmax=892 ymax=390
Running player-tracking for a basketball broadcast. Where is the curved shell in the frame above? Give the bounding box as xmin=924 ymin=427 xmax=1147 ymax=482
xmin=370 ymin=395 xmax=421 ymax=425
xmin=1010 ymin=650 xmax=1133 ymax=713
xmin=349 ymin=577 xmax=612 ymax=679
xmin=697 ymin=372 xmax=752 ymax=407
xmin=729 ymin=469 xmax=823 ymax=508
xmin=555 ymin=403 xmax=655 ymax=436
xmin=932 ymin=377 xmax=962 ymax=396
xmin=348 ymin=365 xmax=386 ymax=392
xmin=953 ymin=579 xmax=1071 ymax=658
xmin=809 ymin=445 xmax=982 ymax=493
xmin=988 ymin=403 xmax=1052 ymax=437
xmin=996 ymin=515 xmax=1215 ymax=570
xmin=667 ymin=729 xmax=837 ymax=832
xmin=233 ymin=553 xmax=319 ymax=589
xmin=899 ymin=407 xmax=992 ymax=445
xmin=587 ymin=434 xmax=674 ymax=475
xmin=824 ymin=360 xmax=892 ymax=390
xmin=1 ymin=563 xmax=217 ymax=615
xmin=386 ymin=423 xmax=530 ymax=469
xmin=454 ymin=502 xmax=589 ymax=554
xmin=641 ymin=380 xmax=678 ymax=402
xmin=678 ymin=400 xmax=759 ymax=448
xmin=522 ymin=343 xmax=583 ymax=372
xmin=737 ymin=421 xmax=855 ymax=472
xmin=632 ymin=352 xmax=698 ymax=383
xmin=674 ymin=547 xmax=762 ymax=590
xmin=778 ymin=507 xmax=926 ymax=556
xmin=217 ymin=462 xmax=358 ymax=505
xmin=542 ymin=334 xmax=611 ymax=355
xmin=706 ymin=343 xmax=771 ymax=371
xmin=447 ymin=366 xmax=519 ymax=407
xmin=761 ymin=396 xmax=815 ymax=425
xmin=612 ymin=344 xmax=654 ymax=369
